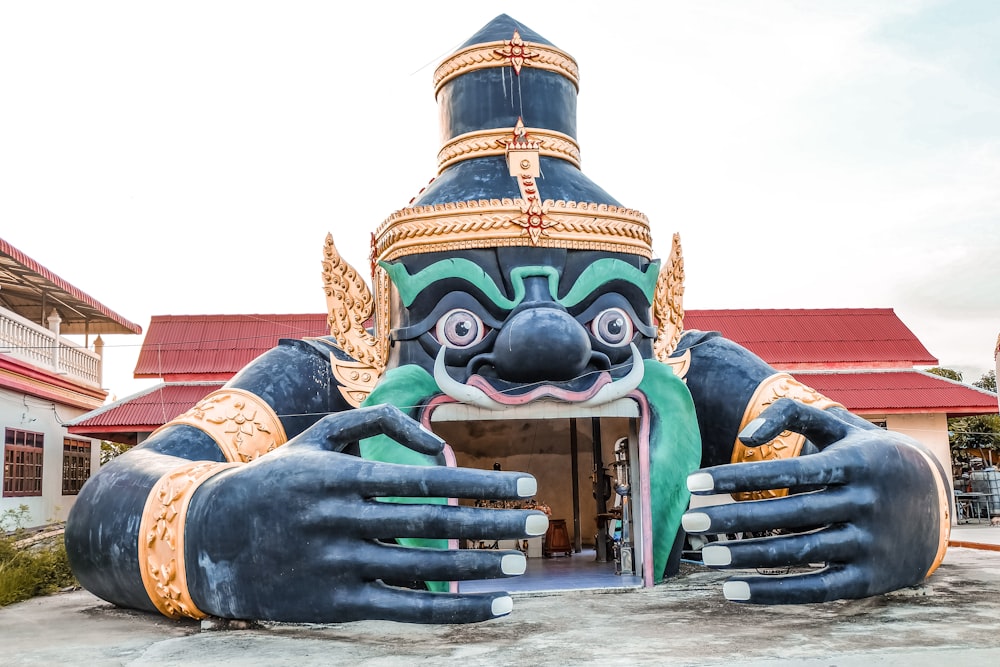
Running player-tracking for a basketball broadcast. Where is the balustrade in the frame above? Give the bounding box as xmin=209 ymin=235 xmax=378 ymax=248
xmin=0 ymin=309 xmax=102 ymax=386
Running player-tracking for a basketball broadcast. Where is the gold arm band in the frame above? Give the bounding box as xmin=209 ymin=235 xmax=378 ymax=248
xmin=155 ymin=388 xmax=288 ymax=463
xmin=138 ymin=461 xmax=240 ymax=619
xmin=731 ymin=373 xmax=843 ymax=502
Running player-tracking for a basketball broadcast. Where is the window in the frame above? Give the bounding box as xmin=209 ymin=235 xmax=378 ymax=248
xmin=3 ymin=428 xmax=44 ymax=497
xmin=62 ymin=438 xmax=91 ymax=495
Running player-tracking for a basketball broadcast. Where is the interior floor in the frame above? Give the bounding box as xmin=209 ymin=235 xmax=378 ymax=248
xmin=458 ymin=549 xmax=643 ymax=594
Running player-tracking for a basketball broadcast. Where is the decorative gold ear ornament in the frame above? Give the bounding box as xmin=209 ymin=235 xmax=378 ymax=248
xmin=322 ymin=233 xmax=387 ymax=407
xmin=654 ymin=233 xmax=685 ymax=363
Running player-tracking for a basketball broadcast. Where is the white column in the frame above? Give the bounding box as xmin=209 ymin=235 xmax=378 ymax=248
xmin=47 ymin=309 xmax=61 ymax=372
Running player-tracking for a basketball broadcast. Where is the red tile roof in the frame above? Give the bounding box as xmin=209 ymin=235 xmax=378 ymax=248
xmin=134 ymin=314 xmax=330 ymax=379
xmin=0 ymin=237 xmax=142 ymax=335
xmin=71 ymin=309 xmax=994 ymax=446
xmin=794 ymin=371 xmax=998 ymax=416
xmin=684 ymin=308 xmax=937 ymax=369
xmin=66 ymin=381 xmax=223 ymax=445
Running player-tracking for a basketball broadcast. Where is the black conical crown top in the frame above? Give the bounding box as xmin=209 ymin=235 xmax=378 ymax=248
xmin=414 ymin=15 xmax=621 ymax=208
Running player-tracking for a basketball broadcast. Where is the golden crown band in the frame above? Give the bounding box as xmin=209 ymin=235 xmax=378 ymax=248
xmin=433 ymin=39 xmax=580 ymax=97
xmin=438 ymin=126 xmax=582 ymax=173
xmin=373 ymin=198 xmax=653 ymax=262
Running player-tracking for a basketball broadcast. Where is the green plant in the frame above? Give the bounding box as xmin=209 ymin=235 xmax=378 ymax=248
xmin=1 ymin=504 xmax=30 ymax=533
xmin=0 ymin=505 xmax=77 ymax=607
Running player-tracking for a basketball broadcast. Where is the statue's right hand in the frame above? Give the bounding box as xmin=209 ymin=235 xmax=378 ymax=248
xmin=184 ymin=405 xmax=546 ymax=624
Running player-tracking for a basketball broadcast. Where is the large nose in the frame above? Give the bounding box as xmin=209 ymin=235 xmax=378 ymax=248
xmin=492 ymin=307 xmax=592 ymax=382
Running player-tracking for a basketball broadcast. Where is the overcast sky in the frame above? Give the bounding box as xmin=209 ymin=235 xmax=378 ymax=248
xmin=2 ymin=1 xmax=998 ymax=400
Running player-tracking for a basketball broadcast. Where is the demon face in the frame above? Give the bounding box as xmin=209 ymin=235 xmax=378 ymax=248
xmin=383 ymin=246 xmax=659 ymax=407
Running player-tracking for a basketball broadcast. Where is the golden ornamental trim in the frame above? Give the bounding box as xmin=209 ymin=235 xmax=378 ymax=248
xmin=437 ymin=127 xmax=581 ymax=172
xmin=331 ymin=357 xmax=381 ymax=408
xmin=731 ymin=373 xmax=843 ymax=502
xmin=374 ymin=199 xmax=652 ymax=262
xmin=322 ymin=233 xmax=387 ymax=373
xmin=157 ymin=388 xmax=288 ymax=463
xmin=653 ymin=233 xmax=685 ymax=361
xmin=138 ymin=460 xmax=240 ymax=619
xmin=433 ymin=39 xmax=579 ymax=97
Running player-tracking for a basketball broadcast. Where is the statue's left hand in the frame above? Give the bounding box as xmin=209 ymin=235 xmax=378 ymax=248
xmin=682 ymin=398 xmax=950 ymax=603
xmin=184 ymin=405 xmax=547 ymax=623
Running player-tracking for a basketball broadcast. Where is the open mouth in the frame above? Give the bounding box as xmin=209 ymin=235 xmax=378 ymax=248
xmin=418 ymin=386 xmax=657 ymax=591
xmin=359 ymin=356 xmax=699 ymax=594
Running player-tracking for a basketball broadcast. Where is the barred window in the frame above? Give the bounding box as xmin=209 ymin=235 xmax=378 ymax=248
xmin=62 ymin=438 xmax=92 ymax=495
xmin=3 ymin=428 xmax=44 ymax=498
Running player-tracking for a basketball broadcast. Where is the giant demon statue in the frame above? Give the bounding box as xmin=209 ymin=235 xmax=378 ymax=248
xmin=66 ymin=15 xmax=951 ymax=624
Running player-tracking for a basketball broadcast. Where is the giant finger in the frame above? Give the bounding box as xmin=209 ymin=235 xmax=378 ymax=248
xmin=720 ymin=564 xmax=871 ymax=604
xmin=354 ymin=460 xmax=540 ymax=501
xmin=317 ymin=404 xmax=446 ymax=456
xmin=701 ymin=524 xmax=864 ymax=569
xmin=687 ymin=449 xmax=856 ymax=497
xmin=327 ymin=503 xmax=548 ymax=541
xmin=353 ymin=582 xmax=516 ymax=624
xmin=682 ymin=487 xmax=870 ymax=534
xmin=347 ymin=541 xmax=528 ymax=582
xmin=739 ymin=398 xmax=849 ymax=450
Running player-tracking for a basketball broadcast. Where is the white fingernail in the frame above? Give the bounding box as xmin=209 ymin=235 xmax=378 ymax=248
xmin=739 ymin=418 xmax=766 ymax=440
xmin=702 ymin=545 xmax=732 ymax=566
xmin=419 ymin=425 xmax=445 ymax=443
xmin=516 ymin=477 xmax=537 ymax=497
xmin=501 ymin=553 xmax=526 ymax=575
xmin=491 ymin=595 xmax=513 ymax=616
xmin=525 ymin=514 xmax=548 ymax=536
xmin=681 ymin=512 xmax=711 ymax=532
xmin=723 ymin=581 xmax=752 ymax=601
xmin=687 ymin=472 xmax=715 ymax=492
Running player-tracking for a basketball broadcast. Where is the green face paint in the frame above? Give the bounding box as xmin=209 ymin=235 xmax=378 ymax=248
xmin=382 ymin=257 xmax=660 ymax=310
xmin=637 ymin=360 xmax=702 ymax=581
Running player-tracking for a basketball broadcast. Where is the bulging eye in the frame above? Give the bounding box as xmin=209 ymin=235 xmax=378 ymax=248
xmin=590 ymin=308 xmax=633 ymax=347
xmin=435 ymin=309 xmax=487 ymax=349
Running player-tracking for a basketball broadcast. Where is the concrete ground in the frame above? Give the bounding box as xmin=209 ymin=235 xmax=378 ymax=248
xmin=3 ymin=525 xmax=1000 ymax=666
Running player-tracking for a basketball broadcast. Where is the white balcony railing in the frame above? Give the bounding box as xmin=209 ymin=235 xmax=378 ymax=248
xmin=0 ymin=308 xmax=102 ymax=386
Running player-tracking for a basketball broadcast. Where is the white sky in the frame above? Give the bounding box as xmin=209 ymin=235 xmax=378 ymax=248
xmin=2 ymin=1 xmax=999 ymax=401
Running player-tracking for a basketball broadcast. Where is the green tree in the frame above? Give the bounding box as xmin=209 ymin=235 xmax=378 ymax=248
xmin=975 ymin=370 xmax=996 ymax=393
xmin=947 ymin=371 xmax=1000 ymax=460
xmin=927 ymin=367 xmax=963 ymax=382
xmin=100 ymin=440 xmax=131 ymax=465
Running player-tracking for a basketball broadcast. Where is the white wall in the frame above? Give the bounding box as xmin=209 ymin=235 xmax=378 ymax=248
xmin=0 ymin=386 xmax=98 ymax=529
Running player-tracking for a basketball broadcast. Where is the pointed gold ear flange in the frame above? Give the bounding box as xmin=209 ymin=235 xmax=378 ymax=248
xmin=654 ymin=233 xmax=685 ymax=361
xmin=322 ymin=233 xmax=386 ymax=407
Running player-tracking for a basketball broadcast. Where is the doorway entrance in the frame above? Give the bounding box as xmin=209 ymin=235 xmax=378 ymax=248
xmin=428 ymin=399 xmax=647 ymax=593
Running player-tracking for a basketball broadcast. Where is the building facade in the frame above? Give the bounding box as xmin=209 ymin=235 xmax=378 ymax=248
xmin=1 ymin=238 xmax=140 ymax=528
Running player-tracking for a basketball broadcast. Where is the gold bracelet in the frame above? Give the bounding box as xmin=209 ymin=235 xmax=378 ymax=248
xmin=731 ymin=373 xmax=842 ymax=501
xmin=138 ymin=461 xmax=240 ymax=619
xmin=154 ymin=388 xmax=288 ymax=463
